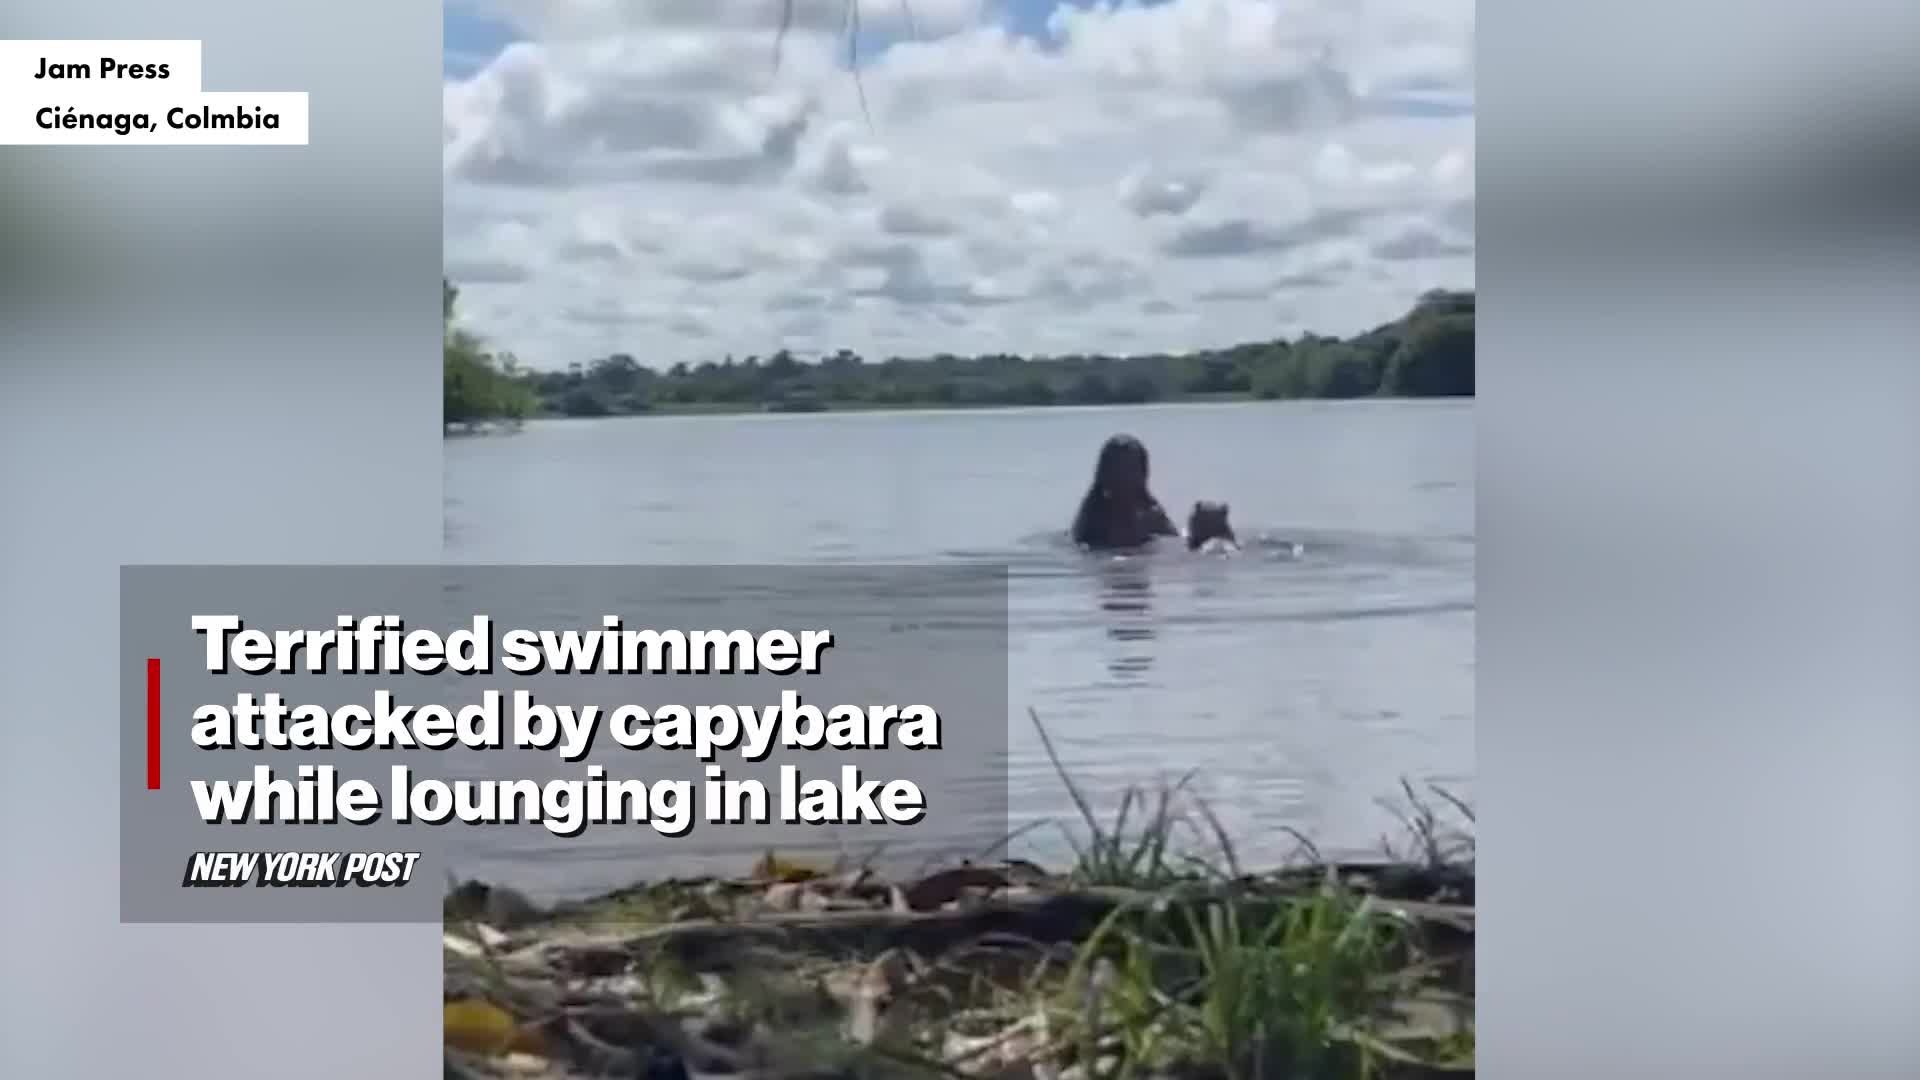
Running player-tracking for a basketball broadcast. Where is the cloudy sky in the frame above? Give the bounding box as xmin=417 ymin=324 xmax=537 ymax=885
xmin=443 ymin=0 xmax=1474 ymax=371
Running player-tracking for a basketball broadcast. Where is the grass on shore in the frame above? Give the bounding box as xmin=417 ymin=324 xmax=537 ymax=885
xmin=1023 ymin=708 xmax=1474 ymax=1079
xmin=444 ymin=710 xmax=1476 ymax=1079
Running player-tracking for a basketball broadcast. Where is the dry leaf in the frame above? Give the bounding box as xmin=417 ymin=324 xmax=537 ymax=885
xmin=444 ymin=998 xmax=545 ymax=1058
xmin=444 ymin=998 xmax=517 ymax=1055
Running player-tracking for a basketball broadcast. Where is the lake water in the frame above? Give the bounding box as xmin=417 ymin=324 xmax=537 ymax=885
xmin=442 ymin=399 xmax=1474 ymax=900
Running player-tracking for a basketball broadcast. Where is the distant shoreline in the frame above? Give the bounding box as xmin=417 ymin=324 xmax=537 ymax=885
xmin=444 ymin=390 xmax=1471 ymax=433
xmin=552 ymin=389 xmax=1254 ymax=419
xmin=445 ymin=286 xmax=1474 ymax=430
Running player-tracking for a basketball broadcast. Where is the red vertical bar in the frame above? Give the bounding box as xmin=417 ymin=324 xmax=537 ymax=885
xmin=146 ymin=657 xmax=161 ymax=790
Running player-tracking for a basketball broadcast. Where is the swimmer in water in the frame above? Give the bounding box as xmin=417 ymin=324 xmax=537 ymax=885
xmin=1070 ymin=434 xmax=1179 ymax=551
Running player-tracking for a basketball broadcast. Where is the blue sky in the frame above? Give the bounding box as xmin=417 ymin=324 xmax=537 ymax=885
xmin=444 ymin=1 xmax=1191 ymax=79
xmin=445 ymin=7 xmax=519 ymax=78
xmin=443 ymin=1 xmax=1470 ymax=118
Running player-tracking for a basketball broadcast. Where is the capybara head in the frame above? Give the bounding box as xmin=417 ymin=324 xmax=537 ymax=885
xmin=1187 ymin=500 xmax=1235 ymax=550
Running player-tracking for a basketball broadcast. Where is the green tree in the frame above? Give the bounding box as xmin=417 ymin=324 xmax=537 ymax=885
xmin=443 ymin=279 xmax=536 ymax=428
xmin=503 ymin=289 xmax=1474 ymax=416
xmin=1384 ymin=313 xmax=1475 ymax=397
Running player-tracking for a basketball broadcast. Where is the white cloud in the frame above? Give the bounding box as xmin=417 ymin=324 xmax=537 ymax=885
xmin=444 ymin=0 xmax=1475 ymax=368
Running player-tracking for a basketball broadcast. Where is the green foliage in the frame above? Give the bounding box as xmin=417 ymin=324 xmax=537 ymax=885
xmin=495 ymin=288 xmax=1473 ymax=418
xmin=443 ymin=279 xmax=537 ymax=428
xmin=1026 ymin=706 xmax=1473 ymax=1079
xmin=1066 ymin=886 xmax=1412 ymax=1080
xmin=1384 ymin=312 xmax=1475 ymax=397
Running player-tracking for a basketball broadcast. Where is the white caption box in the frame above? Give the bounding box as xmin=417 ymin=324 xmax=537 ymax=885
xmin=0 ymin=40 xmax=308 ymax=145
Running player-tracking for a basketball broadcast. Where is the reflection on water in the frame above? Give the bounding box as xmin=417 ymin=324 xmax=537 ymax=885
xmin=444 ymin=400 xmax=1474 ymax=899
xmin=1095 ymin=556 xmax=1157 ymax=684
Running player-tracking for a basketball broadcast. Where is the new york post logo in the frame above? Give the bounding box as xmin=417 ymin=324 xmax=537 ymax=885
xmin=182 ymin=851 xmax=422 ymax=888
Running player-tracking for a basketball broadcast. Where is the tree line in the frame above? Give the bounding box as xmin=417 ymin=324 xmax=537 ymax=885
xmin=444 ymin=280 xmax=539 ymax=426
xmin=445 ymin=285 xmax=1473 ymax=426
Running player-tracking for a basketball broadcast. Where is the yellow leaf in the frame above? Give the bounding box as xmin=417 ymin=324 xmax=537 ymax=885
xmin=444 ymin=998 xmax=518 ymax=1056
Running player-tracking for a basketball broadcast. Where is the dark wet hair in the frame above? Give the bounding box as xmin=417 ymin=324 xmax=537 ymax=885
xmin=1090 ymin=434 xmax=1150 ymax=495
xmin=1073 ymin=434 xmax=1170 ymax=548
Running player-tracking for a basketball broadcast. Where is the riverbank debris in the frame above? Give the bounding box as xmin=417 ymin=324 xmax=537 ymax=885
xmin=444 ymin=847 xmax=1475 ymax=1079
